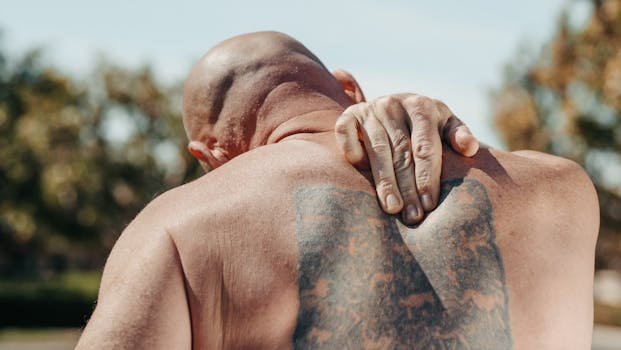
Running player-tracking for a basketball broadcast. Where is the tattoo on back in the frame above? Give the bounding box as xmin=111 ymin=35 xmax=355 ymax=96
xmin=293 ymin=179 xmax=512 ymax=349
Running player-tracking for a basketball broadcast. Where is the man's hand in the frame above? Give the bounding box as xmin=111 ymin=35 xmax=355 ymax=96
xmin=335 ymin=93 xmax=479 ymax=224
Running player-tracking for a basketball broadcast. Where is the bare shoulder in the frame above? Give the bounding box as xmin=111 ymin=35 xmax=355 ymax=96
xmin=470 ymin=148 xmax=600 ymax=246
xmin=466 ymin=149 xmax=599 ymax=348
xmin=512 ymin=149 xmax=595 ymax=189
xmin=151 ymin=138 xmax=369 ymax=244
xmin=444 ymin=145 xmax=599 ymax=268
xmin=80 ymin=174 xmax=192 ymax=349
xmin=444 ymin=147 xmax=597 ymax=219
xmin=508 ymin=149 xmax=599 ymax=233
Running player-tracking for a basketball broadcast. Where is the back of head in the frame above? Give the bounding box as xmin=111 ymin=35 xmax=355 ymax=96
xmin=183 ymin=31 xmax=351 ymax=166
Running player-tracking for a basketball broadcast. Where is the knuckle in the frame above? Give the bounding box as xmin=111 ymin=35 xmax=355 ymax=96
xmin=342 ymin=103 xmax=366 ymax=119
xmin=359 ymin=102 xmax=372 ymax=114
xmin=403 ymin=93 xmax=421 ymax=103
xmin=376 ymin=96 xmax=398 ymax=111
xmin=345 ymin=101 xmax=365 ymax=112
xmin=370 ymin=141 xmax=390 ymax=154
xmin=411 ymin=110 xmax=435 ymax=125
xmin=435 ymin=100 xmax=454 ymax=119
xmin=375 ymin=176 xmax=395 ymax=194
xmin=393 ymin=152 xmax=412 ymax=172
xmin=341 ymin=105 xmax=357 ymax=115
xmin=432 ymin=98 xmax=448 ymax=111
xmin=418 ymin=95 xmax=433 ymax=105
xmin=416 ymin=173 xmax=431 ymax=193
xmin=391 ymin=134 xmax=413 ymax=172
xmin=399 ymin=186 xmax=419 ymax=200
xmin=334 ymin=117 xmax=352 ymax=135
xmin=392 ymin=131 xmax=411 ymax=153
xmin=412 ymin=112 xmax=432 ymax=124
xmin=413 ymin=140 xmax=435 ymax=160
xmin=359 ymin=105 xmax=377 ymax=124
xmin=405 ymin=94 xmax=431 ymax=107
xmin=368 ymin=128 xmax=389 ymax=147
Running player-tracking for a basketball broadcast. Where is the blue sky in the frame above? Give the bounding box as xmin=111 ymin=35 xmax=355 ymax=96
xmin=1 ymin=0 xmax=589 ymax=148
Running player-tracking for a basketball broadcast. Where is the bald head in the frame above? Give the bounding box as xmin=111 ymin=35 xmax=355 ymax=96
xmin=182 ymin=32 xmax=356 ymax=167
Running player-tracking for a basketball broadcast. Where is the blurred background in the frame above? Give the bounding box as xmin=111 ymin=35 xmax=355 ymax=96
xmin=1 ymin=0 xmax=620 ymax=348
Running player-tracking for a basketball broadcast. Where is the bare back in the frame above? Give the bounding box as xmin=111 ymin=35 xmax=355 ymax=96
xmin=79 ymin=136 xmax=597 ymax=349
xmin=293 ymin=177 xmax=511 ymax=348
xmin=170 ymin=136 xmax=598 ymax=349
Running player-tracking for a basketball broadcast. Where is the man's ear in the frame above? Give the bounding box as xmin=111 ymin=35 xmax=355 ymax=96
xmin=187 ymin=140 xmax=229 ymax=170
xmin=332 ymin=69 xmax=366 ymax=104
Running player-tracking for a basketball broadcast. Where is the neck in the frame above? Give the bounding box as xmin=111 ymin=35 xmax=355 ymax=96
xmin=264 ymin=108 xmax=343 ymax=145
xmin=248 ymin=83 xmax=351 ymax=149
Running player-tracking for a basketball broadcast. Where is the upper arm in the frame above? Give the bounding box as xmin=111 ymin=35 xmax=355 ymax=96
xmin=76 ymin=199 xmax=192 ymax=350
xmin=557 ymin=157 xmax=599 ymax=242
xmin=510 ymin=152 xmax=599 ymax=348
xmin=517 ymin=151 xmax=599 ymax=244
xmin=543 ymin=158 xmax=598 ymax=347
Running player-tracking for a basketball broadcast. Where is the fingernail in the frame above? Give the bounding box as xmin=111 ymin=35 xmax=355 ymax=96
xmin=386 ymin=194 xmax=400 ymax=211
xmin=456 ymin=126 xmax=472 ymax=138
xmin=456 ymin=128 xmax=474 ymax=148
xmin=421 ymin=193 xmax=434 ymax=211
xmin=406 ymin=204 xmax=418 ymax=222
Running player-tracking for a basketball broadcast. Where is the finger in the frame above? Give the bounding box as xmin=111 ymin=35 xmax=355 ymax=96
xmin=373 ymin=98 xmax=424 ymax=224
xmin=359 ymin=115 xmax=403 ymax=214
xmin=403 ymin=96 xmax=443 ymax=213
xmin=335 ymin=110 xmax=367 ymax=165
xmin=433 ymin=99 xmax=480 ymax=157
xmin=442 ymin=115 xmax=479 ymax=157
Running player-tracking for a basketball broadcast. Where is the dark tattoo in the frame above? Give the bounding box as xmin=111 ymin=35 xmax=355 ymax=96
xmin=293 ymin=179 xmax=512 ymax=349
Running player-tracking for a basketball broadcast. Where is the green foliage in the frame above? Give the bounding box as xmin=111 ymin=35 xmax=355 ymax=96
xmin=0 ymin=270 xmax=100 ymax=300
xmin=0 ymin=271 xmax=100 ymax=327
xmin=492 ymin=0 xmax=621 ymax=269
xmin=0 ymin=41 xmax=200 ymax=277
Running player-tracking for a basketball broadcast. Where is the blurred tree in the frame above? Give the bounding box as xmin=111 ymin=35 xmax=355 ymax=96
xmin=492 ymin=0 xmax=621 ymax=269
xmin=0 ymin=39 xmax=200 ymax=277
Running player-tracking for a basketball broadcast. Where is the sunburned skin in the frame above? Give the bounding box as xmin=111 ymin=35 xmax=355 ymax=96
xmin=294 ymin=180 xmax=511 ymax=349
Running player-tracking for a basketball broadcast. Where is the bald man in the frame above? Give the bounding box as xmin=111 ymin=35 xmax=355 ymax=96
xmin=77 ymin=32 xmax=599 ymax=349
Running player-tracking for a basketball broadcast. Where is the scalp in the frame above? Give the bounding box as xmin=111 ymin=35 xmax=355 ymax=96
xmin=182 ymin=31 xmax=336 ymax=148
